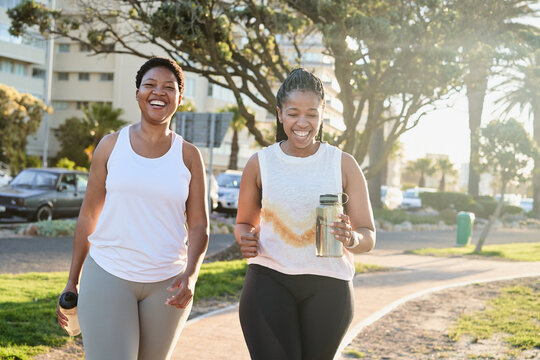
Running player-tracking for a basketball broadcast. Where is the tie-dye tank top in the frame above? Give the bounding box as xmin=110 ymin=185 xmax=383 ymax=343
xmin=248 ymin=142 xmax=355 ymax=281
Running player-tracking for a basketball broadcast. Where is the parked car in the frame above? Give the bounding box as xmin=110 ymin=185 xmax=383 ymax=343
xmin=0 ymin=168 xmax=89 ymax=221
xmin=216 ymin=170 xmax=242 ymax=212
xmin=381 ymin=186 xmax=403 ymax=210
xmin=400 ymin=187 xmax=436 ymax=210
xmin=0 ymin=170 xmax=11 ymax=187
xmin=209 ymin=174 xmax=219 ymax=210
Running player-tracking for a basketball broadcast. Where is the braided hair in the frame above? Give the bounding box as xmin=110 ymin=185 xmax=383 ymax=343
xmin=275 ymin=68 xmax=325 ymax=142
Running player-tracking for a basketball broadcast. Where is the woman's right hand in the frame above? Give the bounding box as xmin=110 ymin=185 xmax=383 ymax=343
xmin=56 ymin=283 xmax=78 ymax=329
xmin=239 ymin=225 xmax=260 ymax=258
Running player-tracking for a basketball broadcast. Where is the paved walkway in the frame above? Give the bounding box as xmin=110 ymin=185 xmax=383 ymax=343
xmin=171 ymin=249 xmax=540 ymax=360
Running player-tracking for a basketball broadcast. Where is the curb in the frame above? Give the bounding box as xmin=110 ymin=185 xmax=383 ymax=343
xmin=334 ymin=273 xmax=540 ymax=359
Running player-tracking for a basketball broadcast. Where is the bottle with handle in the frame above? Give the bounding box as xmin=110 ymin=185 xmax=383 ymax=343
xmin=316 ymin=193 xmax=348 ymax=257
xmin=58 ymin=291 xmax=81 ymax=336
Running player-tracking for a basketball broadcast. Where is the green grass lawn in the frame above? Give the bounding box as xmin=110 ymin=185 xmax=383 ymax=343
xmin=406 ymin=242 xmax=540 ymax=262
xmin=0 ymin=260 xmax=385 ymax=359
xmin=449 ymin=284 xmax=539 ymax=350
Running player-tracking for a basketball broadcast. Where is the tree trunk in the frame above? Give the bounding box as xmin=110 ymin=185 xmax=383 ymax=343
xmin=228 ymin=129 xmax=239 ymax=170
xmin=466 ymin=60 xmax=489 ymax=197
xmin=439 ymin=174 xmax=446 ymax=192
xmin=475 ymin=181 xmax=506 ymax=252
xmin=419 ymin=173 xmax=425 ymax=188
xmin=368 ymin=128 xmax=384 ymax=209
xmin=533 ymin=107 xmax=540 ymax=217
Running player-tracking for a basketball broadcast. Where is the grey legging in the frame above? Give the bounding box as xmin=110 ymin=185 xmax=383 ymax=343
xmin=78 ymin=256 xmax=191 ymax=360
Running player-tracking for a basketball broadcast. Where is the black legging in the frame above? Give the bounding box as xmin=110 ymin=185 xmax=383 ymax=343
xmin=239 ymin=264 xmax=354 ymax=360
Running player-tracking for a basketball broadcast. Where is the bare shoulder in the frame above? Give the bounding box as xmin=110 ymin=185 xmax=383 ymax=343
xmin=242 ymin=153 xmax=261 ymax=188
xmin=93 ymin=132 xmax=120 ymax=162
xmin=182 ymin=139 xmax=203 ymax=171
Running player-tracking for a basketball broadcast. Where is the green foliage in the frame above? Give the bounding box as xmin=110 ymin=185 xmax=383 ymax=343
xmin=54 ymin=103 xmax=126 ymax=168
xmin=450 ymin=284 xmax=539 ymax=349
xmin=502 ymin=205 xmax=525 ymax=215
xmin=406 ymin=158 xmax=436 ymax=187
xmin=438 ymin=208 xmax=458 ymax=225
xmin=420 ymin=192 xmax=475 ymax=212
xmin=25 ymin=156 xmax=41 ymax=169
xmin=0 ymin=84 xmax=50 ymax=175
xmin=33 ymin=220 xmax=77 ymax=237
xmin=373 ymin=208 xmax=409 ymax=224
xmin=55 ymin=157 xmax=76 ymax=170
xmin=474 ymin=118 xmax=539 ymax=185
xmin=471 ymin=196 xmax=498 ymax=219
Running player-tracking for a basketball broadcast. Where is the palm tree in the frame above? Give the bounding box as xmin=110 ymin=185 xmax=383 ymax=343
xmin=83 ymin=103 xmax=127 ymax=149
xmin=218 ymin=105 xmax=249 ymax=170
xmin=436 ymin=158 xmax=457 ymax=192
xmin=495 ymin=53 xmax=540 ymax=215
xmin=447 ymin=0 xmax=537 ymax=196
xmin=406 ymin=158 xmax=436 ymax=188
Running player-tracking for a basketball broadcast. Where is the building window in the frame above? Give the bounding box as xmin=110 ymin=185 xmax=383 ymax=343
xmin=184 ymin=78 xmax=195 ymax=97
xmin=76 ymin=101 xmax=89 ymax=110
xmin=80 ymin=43 xmax=92 ymax=52
xmin=1 ymin=60 xmax=13 ymax=73
xmin=78 ymin=72 xmax=90 ymax=81
xmin=32 ymin=68 xmax=46 ymax=79
xmin=14 ymin=63 xmax=25 ymax=76
xmin=207 ymin=84 xmax=213 ymax=97
xmin=53 ymin=101 xmax=68 ymax=110
xmin=99 ymin=73 xmax=114 ymax=81
xmin=58 ymin=43 xmax=70 ymax=53
xmin=57 ymin=72 xmax=69 ymax=81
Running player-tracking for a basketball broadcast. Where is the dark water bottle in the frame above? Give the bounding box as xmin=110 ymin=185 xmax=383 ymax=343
xmin=58 ymin=292 xmax=81 ymax=336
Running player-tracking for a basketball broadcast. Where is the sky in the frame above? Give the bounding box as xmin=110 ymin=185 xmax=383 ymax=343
xmin=399 ymin=87 xmax=534 ymax=166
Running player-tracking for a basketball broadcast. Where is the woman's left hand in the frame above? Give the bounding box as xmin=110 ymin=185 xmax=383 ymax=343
xmin=330 ymin=214 xmax=355 ymax=247
xmin=166 ymin=273 xmax=196 ymax=309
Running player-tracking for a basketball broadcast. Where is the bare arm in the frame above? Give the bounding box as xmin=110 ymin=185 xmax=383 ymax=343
xmin=57 ymin=133 xmax=117 ymax=327
xmin=330 ymin=152 xmax=376 ymax=254
xmin=166 ymin=141 xmax=209 ymax=308
xmin=234 ymin=154 xmax=262 ymax=258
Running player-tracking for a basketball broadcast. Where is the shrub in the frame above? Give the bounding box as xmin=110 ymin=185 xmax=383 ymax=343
xmin=35 ymin=219 xmax=77 ymax=237
xmin=502 ymin=205 xmax=524 ymax=215
xmin=465 ymin=202 xmax=485 ymax=218
xmin=373 ymin=208 xmax=408 ymax=224
xmin=439 ymin=208 xmax=458 ymax=225
xmin=420 ymin=192 xmax=474 ymax=212
xmin=473 ymin=196 xmax=498 ymax=219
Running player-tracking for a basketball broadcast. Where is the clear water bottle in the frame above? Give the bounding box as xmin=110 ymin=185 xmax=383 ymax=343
xmin=58 ymin=292 xmax=81 ymax=336
xmin=316 ymin=193 xmax=348 ymax=257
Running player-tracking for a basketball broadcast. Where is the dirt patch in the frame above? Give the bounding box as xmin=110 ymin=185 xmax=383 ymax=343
xmin=342 ymin=277 xmax=539 ymax=360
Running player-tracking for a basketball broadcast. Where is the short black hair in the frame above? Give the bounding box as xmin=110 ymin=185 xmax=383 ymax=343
xmin=135 ymin=57 xmax=185 ymax=96
xmin=276 ymin=68 xmax=325 ymax=142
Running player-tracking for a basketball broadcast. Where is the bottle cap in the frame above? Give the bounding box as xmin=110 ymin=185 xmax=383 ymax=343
xmin=59 ymin=292 xmax=78 ymax=309
xmin=320 ymin=194 xmax=339 ymax=204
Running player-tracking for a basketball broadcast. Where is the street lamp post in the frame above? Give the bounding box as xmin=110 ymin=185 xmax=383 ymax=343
xmin=42 ymin=0 xmax=56 ymax=167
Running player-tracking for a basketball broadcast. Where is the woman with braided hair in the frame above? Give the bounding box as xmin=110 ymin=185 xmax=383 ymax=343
xmin=235 ymin=68 xmax=376 ymax=359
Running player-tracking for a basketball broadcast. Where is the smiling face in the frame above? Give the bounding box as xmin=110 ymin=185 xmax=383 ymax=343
xmin=136 ymin=66 xmax=181 ymax=125
xmin=277 ymin=90 xmax=324 ymax=156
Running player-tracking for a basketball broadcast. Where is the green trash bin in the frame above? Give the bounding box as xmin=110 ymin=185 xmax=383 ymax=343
xmin=456 ymin=211 xmax=475 ymax=246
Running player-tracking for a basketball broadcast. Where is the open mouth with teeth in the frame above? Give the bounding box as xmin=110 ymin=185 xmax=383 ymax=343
xmin=292 ymin=129 xmax=310 ymax=138
xmin=149 ymin=100 xmax=166 ymax=108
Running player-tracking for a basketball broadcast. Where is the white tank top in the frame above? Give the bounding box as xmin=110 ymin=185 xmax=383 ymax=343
xmin=88 ymin=125 xmax=191 ymax=282
xmin=248 ymin=142 xmax=355 ymax=281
